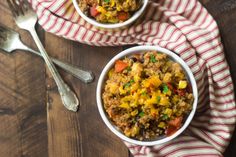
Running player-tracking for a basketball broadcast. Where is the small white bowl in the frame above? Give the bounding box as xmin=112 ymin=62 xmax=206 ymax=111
xmin=96 ymin=46 xmax=198 ymax=146
xmin=72 ymin=0 xmax=149 ymax=29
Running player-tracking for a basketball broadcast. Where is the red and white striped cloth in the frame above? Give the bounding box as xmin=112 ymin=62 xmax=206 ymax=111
xmin=30 ymin=0 xmax=236 ymax=156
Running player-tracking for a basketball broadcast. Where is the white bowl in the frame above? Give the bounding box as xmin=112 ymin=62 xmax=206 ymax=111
xmin=96 ymin=46 xmax=198 ymax=146
xmin=72 ymin=0 xmax=149 ymax=29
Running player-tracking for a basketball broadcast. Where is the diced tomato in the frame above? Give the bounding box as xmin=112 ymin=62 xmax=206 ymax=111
xmin=115 ymin=60 xmax=128 ymax=73
xmin=167 ymin=83 xmax=173 ymax=90
xmin=166 ymin=125 xmax=178 ymax=136
xmin=168 ymin=116 xmax=183 ymax=128
xmin=117 ymin=12 xmax=129 ymax=21
xmin=177 ymin=89 xmax=186 ymax=96
xmin=90 ymin=6 xmax=99 ymax=17
xmin=166 ymin=117 xmax=183 ymax=136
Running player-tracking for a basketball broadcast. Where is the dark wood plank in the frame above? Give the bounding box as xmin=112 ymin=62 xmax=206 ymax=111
xmin=1 ymin=0 xmax=236 ymax=156
xmin=0 ymin=1 xmax=48 ymax=157
xmin=44 ymin=33 xmax=129 ymax=157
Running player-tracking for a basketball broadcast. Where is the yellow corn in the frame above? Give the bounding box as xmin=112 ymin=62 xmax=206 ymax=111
xmin=164 ymin=108 xmax=173 ymax=117
xmin=124 ymin=129 xmax=131 ymax=137
xmin=110 ymin=0 xmax=115 ymax=7
xmin=134 ymin=75 xmax=141 ymax=82
xmin=96 ymin=6 xmax=106 ymax=14
xmin=159 ymin=96 xmax=169 ymax=106
xmin=121 ymin=95 xmax=132 ymax=102
xmin=131 ymin=109 xmax=138 ymax=116
xmin=178 ymin=80 xmax=187 ymax=89
xmin=108 ymin=69 xmax=114 ymax=78
xmin=158 ymin=122 xmax=166 ymax=128
xmin=119 ymin=103 xmax=130 ymax=109
xmin=131 ymin=126 xmax=140 ymax=137
xmin=119 ymin=86 xmax=127 ymax=95
xmin=163 ymin=73 xmax=172 ymax=83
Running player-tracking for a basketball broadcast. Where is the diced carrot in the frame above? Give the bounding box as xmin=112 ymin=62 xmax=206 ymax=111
xmin=117 ymin=12 xmax=129 ymax=21
xmin=115 ymin=60 xmax=128 ymax=73
xmin=90 ymin=6 xmax=99 ymax=17
xmin=168 ymin=116 xmax=183 ymax=128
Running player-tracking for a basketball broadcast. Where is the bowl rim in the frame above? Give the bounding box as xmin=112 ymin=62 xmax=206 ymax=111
xmin=72 ymin=0 xmax=149 ymax=29
xmin=96 ymin=45 xmax=198 ymax=146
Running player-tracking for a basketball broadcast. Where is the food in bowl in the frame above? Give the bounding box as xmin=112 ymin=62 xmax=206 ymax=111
xmin=78 ymin=0 xmax=142 ymax=23
xmin=102 ymin=51 xmax=194 ymax=141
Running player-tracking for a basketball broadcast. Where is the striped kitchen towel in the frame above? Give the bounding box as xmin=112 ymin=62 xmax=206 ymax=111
xmin=30 ymin=0 xmax=236 ymax=156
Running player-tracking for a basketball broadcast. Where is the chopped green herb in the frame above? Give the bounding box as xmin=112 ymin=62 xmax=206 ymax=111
xmin=126 ymin=66 xmax=132 ymax=71
xmin=162 ymin=114 xmax=169 ymax=120
xmin=130 ymin=79 xmax=135 ymax=83
xmin=141 ymin=91 xmax=147 ymax=96
xmin=150 ymin=54 xmax=157 ymax=63
xmin=124 ymin=82 xmax=131 ymax=88
xmin=139 ymin=111 xmax=145 ymax=117
xmin=156 ymin=96 xmax=161 ymax=103
xmin=124 ymin=79 xmax=135 ymax=88
xmin=163 ymin=84 xmax=169 ymax=94
xmin=104 ymin=0 xmax=110 ymax=2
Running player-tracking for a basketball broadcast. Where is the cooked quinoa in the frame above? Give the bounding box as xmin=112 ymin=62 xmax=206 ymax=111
xmin=78 ymin=0 xmax=142 ymax=23
xmin=102 ymin=51 xmax=194 ymax=140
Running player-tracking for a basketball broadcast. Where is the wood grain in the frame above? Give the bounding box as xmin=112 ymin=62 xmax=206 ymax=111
xmin=44 ymin=33 xmax=129 ymax=157
xmin=0 ymin=1 xmax=47 ymax=157
xmin=0 ymin=0 xmax=236 ymax=157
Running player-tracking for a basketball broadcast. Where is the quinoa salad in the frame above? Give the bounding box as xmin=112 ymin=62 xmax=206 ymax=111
xmin=78 ymin=0 xmax=142 ymax=23
xmin=102 ymin=51 xmax=194 ymax=140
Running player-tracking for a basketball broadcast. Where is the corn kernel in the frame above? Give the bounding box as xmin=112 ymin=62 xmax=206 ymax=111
xmin=164 ymin=108 xmax=173 ymax=117
xmin=96 ymin=6 xmax=106 ymax=14
xmin=178 ymin=80 xmax=187 ymax=89
xmin=163 ymin=73 xmax=172 ymax=83
xmin=119 ymin=103 xmax=130 ymax=109
xmin=108 ymin=69 xmax=114 ymax=78
xmin=158 ymin=122 xmax=166 ymax=128
xmin=159 ymin=96 xmax=169 ymax=106
xmin=131 ymin=109 xmax=138 ymax=116
xmin=119 ymin=86 xmax=127 ymax=95
xmin=131 ymin=126 xmax=140 ymax=137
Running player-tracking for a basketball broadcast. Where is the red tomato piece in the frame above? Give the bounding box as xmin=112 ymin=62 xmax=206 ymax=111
xmin=166 ymin=125 xmax=178 ymax=136
xmin=117 ymin=12 xmax=129 ymax=21
xmin=166 ymin=117 xmax=183 ymax=136
xmin=90 ymin=6 xmax=99 ymax=17
xmin=167 ymin=83 xmax=173 ymax=90
xmin=168 ymin=116 xmax=183 ymax=128
xmin=177 ymin=89 xmax=186 ymax=96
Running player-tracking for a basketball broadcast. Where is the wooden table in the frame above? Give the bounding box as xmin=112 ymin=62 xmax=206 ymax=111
xmin=0 ymin=0 xmax=236 ymax=157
